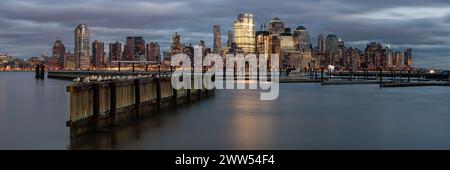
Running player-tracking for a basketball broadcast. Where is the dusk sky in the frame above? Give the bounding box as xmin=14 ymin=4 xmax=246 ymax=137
xmin=1 ymin=0 xmax=450 ymax=68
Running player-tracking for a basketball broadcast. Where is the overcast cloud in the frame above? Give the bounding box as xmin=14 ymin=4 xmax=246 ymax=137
xmin=1 ymin=0 xmax=450 ymax=68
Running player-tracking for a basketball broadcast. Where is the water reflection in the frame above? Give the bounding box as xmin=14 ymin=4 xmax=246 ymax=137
xmin=229 ymin=90 xmax=275 ymax=149
xmin=2 ymin=72 xmax=450 ymax=149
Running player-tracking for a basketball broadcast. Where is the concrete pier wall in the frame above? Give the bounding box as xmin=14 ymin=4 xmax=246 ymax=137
xmin=66 ymin=77 xmax=214 ymax=136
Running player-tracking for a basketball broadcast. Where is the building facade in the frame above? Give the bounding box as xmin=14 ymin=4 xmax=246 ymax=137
xmin=92 ymin=40 xmax=105 ymax=68
xmin=123 ymin=37 xmax=145 ymax=61
xmin=213 ymin=25 xmax=222 ymax=55
xmin=233 ymin=13 xmax=255 ymax=54
xmin=146 ymin=42 xmax=161 ymax=63
xmin=74 ymin=23 xmax=90 ymax=69
xmin=109 ymin=41 xmax=122 ymax=63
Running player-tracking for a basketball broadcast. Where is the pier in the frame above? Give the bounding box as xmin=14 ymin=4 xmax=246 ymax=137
xmin=66 ymin=76 xmax=214 ymax=136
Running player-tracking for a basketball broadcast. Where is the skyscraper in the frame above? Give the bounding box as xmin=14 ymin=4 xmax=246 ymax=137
xmin=233 ymin=13 xmax=255 ymax=54
xmin=146 ymin=42 xmax=161 ymax=63
xmin=52 ymin=38 xmax=65 ymax=69
xmin=325 ymin=34 xmax=339 ymax=54
xmin=171 ymin=32 xmax=182 ymax=56
xmin=92 ymin=40 xmax=105 ymax=68
xmin=293 ymin=26 xmax=311 ymax=52
xmin=279 ymin=28 xmax=295 ymax=51
xmin=227 ymin=30 xmax=233 ymax=47
xmin=317 ymin=34 xmax=326 ymax=54
xmin=404 ymin=48 xmax=413 ymax=67
xmin=364 ymin=42 xmax=383 ymax=69
xmin=382 ymin=46 xmax=394 ymax=67
xmin=74 ymin=23 xmax=90 ymax=69
xmin=394 ymin=51 xmax=404 ymax=67
xmin=325 ymin=34 xmax=339 ymax=65
xmin=123 ymin=37 xmax=145 ymax=61
xmin=109 ymin=41 xmax=122 ymax=62
xmin=213 ymin=25 xmax=222 ymax=54
xmin=52 ymin=38 xmax=66 ymax=57
xmin=256 ymin=30 xmax=270 ymax=58
xmin=269 ymin=17 xmax=285 ymax=36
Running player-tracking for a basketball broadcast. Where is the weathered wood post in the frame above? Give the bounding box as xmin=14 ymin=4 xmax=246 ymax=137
xmin=92 ymin=83 xmax=100 ymax=131
xmin=172 ymin=84 xmax=177 ymax=106
xmin=314 ymin=69 xmax=318 ymax=79
xmin=109 ymin=82 xmax=117 ymax=126
xmin=40 ymin=64 xmax=45 ymax=78
xmin=379 ymin=67 xmax=383 ymax=87
xmin=134 ymin=79 xmax=140 ymax=118
xmin=321 ymin=67 xmax=324 ymax=82
xmin=408 ymin=69 xmax=411 ymax=83
xmin=328 ymin=68 xmax=332 ymax=79
xmin=156 ymin=77 xmax=161 ymax=110
xmin=186 ymin=88 xmax=191 ymax=102
xmin=350 ymin=68 xmax=353 ymax=81
xmin=35 ymin=64 xmax=40 ymax=78
xmin=118 ymin=62 xmax=121 ymax=72
xmin=132 ymin=63 xmax=135 ymax=72
xmin=365 ymin=68 xmax=368 ymax=80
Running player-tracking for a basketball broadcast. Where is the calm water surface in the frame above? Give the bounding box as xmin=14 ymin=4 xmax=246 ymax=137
xmin=1 ymin=72 xmax=450 ymax=149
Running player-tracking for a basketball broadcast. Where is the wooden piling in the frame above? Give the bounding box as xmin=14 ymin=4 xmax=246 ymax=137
xmin=408 ymin=69 xmax=411 ymax=83
xmin=379 ymin=67 xmax=383 ymax=87
xmin=350 ymin=68 xmax=353 ymax=81
xmin=172 ymin=87 xmax=177 ymax=106
xmin=35 ymin=64 xmax=40 ymax=78
xmin=92 ymin=83 xmax=100 ymax=130
xmin=186 ymin=89 xmax=191 ymax=102
xmin=40 ymin=65 xmax=45 ymax=78
xmin=109 ymin=82 xmax=117 ymax=126
xmin=134 ymin=79 xmax=140 ymax=118
xmin=156 ymin=78 xmax=161 ymax=110
xmin=321 ymin=67 xmax=324 ymax=82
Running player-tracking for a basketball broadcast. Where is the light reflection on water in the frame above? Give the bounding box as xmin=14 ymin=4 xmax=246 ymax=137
xmin=1 ymin=72 xmax=450 ymax=149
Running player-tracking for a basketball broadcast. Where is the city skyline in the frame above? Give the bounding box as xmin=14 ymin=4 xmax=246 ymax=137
xmin=1 ymin=0 xmax=450 ymax=68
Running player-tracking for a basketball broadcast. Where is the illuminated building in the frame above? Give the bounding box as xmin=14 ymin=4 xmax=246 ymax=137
xmin=227 ymin=30 xmax=233 ymax=47
xmin=146 ymin=42 xmax=161 ymax=63
xmin=123 ymin=36 xmax=145 ymax=61
xmin=171 ymin=32 xmax=182 ymax=56
xmin=293 ymin=26 xmax=311 ymax=52
xmin=92 ymin=40 xmax=105 ymax=68
xmin=74 ymin=23 xmax=90 ymax=69
xmin=256 ymin=31 xmax=270 ymax=58
xmin=109 ymin=41 xmax=122 ymax=63
xmin=404 ymin=48 xmax=413 ymax=67
xmin=317 ymin=34 xmax=326 ymax=54
xmin=394 ymin=51 xmax=404 ymax=67
xmin=51 ymin=38 xmax=65 ymax=69
xmin=364 ymin=42 xmax=383 ymax=69
xmin=269 ymin=17 xmax=285 ymax=36
xmin=213 ymin=25 xmax=222 ymax=55
xmin=233 ymin=13 xmax=255 ymax=54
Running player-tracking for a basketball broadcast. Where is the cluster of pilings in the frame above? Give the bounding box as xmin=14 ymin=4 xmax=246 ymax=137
xmin=35 ymin=64 xmax=45 ymax=79
xmin=66 ymin=77 xmax=214 ymax=136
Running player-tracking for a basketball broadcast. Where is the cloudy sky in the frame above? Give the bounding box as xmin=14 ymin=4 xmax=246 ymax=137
xmin=1 ymin=0 xmax=450 ymax=68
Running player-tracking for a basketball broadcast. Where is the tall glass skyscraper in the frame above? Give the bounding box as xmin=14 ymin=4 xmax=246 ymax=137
xmin=293 ymin=26 xmax=311 ymax=52
xmin=233 ymin=13 xmax=255 ymax=54
xmin=213 ymin=25 xmax=222 ymax=54
xmin=74 ymin=23 xmax=90 ymax=69
xmin=269 ymin=17 xmax=285 ymax=36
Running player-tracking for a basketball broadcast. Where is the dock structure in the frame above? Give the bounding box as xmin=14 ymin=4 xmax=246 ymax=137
xmin=66 ymin=76 xmax=213 ymax=136
xmin=381 ymin=82 xmax=450 ymax=88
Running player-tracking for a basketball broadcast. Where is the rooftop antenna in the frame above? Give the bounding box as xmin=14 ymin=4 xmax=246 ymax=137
xmin=264 ymin=16 xmax=268 ymax=31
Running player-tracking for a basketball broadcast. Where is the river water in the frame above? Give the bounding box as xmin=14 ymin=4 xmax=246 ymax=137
xmin=1 ymin=72 xmax=450 ymax=149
